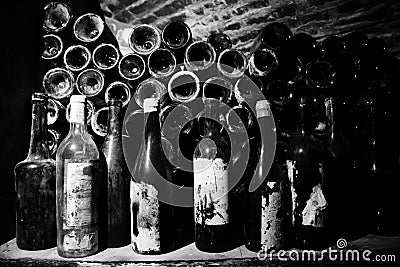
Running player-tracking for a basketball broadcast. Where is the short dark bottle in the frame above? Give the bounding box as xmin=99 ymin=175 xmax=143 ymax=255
xmin=285 ymin=97 xmax=329 ymax=250
xmin=14 ymin=92 xmax=56 ymax=250
xmin=100 ymin=99 xmax=131 ymax=248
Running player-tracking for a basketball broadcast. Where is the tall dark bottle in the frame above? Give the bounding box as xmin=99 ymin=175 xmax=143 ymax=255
xmin=100 ymin=100 xmax=131 ymax=247
xmin=56 ymin=95 xmax=100 ymax=258
xmin=245 ymin=100 xmax=291 ymax=252
xmin=193 ymin=98 xmax=231 ymax=252
xmin=14 ymin=93 xmax=56 ymax=250
xmin=131 ymin=98 xmax=175 ymax=254
xmin=285 ymin=97 xmax=328 ymax=250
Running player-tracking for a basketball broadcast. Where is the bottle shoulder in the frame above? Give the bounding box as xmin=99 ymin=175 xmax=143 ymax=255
xmin=15 ymin=159 xmax=55 ymax=171
xmin=57 ymin=132 xmax=99 ymax=161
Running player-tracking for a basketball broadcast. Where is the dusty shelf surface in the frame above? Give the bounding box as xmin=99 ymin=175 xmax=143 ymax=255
xmin=1 ymin=235 xmax=400 ymax=266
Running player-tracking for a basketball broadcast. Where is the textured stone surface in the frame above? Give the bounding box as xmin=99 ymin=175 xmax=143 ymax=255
xmin=100 ymin=0 xmax=400 ymax=57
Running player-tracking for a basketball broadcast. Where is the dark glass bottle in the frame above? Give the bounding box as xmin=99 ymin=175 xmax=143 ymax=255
xmin=251 ymin=22 xmax=292 ymax=54
xmin=14 ymin=93 xmax=56 ymax=250
xmin=217 ymin=49 xmax=247 ymax=80
xmin=285 ymin=97 xmax=328 ymax=250
xmin=245 ymin=100 xmax=291 ymax=252
xmin=162 ymin=21 xmax=192 ymax=63
xmin=100 ymin=100 xmax=131 ymax=248
xmin=193 ymin=98 xmax=231 ymax=252
xmin=207 ymin=32 xmax=232 ymax=56
xmin=248 ymin=48 xmax=279 ymax=79
xmin=129 ymin=24 xmax=161 ymax=56
xmin=148 ymin=48 xmax=177 ymax=80
xmin=131 ymin=98 xmax=175 ymax=254
xmin=56 ymin=95 xmax=100 ymax=258
xmin=288 ymin=33 xmax=320 ymax=65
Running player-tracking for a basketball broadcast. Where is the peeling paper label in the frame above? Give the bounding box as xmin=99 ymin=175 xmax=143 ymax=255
xmin=133 ymin=182 xmax=160 ymax=252
xmin=194 ymin=158 xmax=229 ymax=225
xmin=286 ymin=160 xmax=297 ymax=226
xmin=302 ymin=184 xmax=327 ymax=227
xmin=64 ymin=161 xmax=98 ymax=228
xmin=63 ymin=231 xmax=96 ymax=251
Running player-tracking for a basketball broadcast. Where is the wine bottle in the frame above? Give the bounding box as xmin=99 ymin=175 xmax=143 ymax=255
xmin=248 ymin=48 xmax=279 ymax=79
xmin=250 ymin=22 xmax=292 ymax=54
xmin=56 ymin=95 xmax=101 ymax=258
xmin=92 ymin=43 xmax=120 ymax=70
xmin=207 ymin=32 xmax=232 ymax=56
xmin=193 ymin=98 xmax=231 ymax=252
xmin=217 ymin=49 xmax=248 ymax=80
xmin=42 ymin=67 xmax=75 ymax=100
xmin=202 ymin=76 xmax=233 ymax=104
xmin=73 ymin=13 xmax=105 ymax=43
xmin=100 ymin=99 xmax=131 ymax=247
xmin=63 ymin=45 xmax=91 ymax=72
xmin=162 ymin=21 xmax=192 ymax=63
xmin=167 ymin=70 xmax=200 ymax=103
xmin=245 ymin=100 xmax=291 ymax=252
xmin=288 ymin=33 xmax=320 ymax=65
xmin=129 ymin=24 xmax=161 ymax=56
xmin=134 ymin=78 xmax=167 ymax=108
xmin=285 ymin=97 xmax=328 ymax=250
xmin=118 ymin=53 xmax=146 ymax=81
xmin=184 ymin=41 xmax=216 ymax=80
xmin=148 ymin=48 xmax=177 ymax=80
xmin=43 ymin=2 xmax=73 ymax=33
xmin=76 ymin=68 xmax=105 ymax=97
xmin=104 ymin=81 xmax=132 ymax=107
xmin=42 ymin=34 xmax=64 ymax=61
xmin=14 ymin=92 xmax=56 ymax=250
xmin=131 ymin=98 xmax=175 ymax=254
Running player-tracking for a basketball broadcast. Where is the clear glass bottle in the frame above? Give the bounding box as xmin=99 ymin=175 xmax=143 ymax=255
xmin=56 ymin=95 xmax=100 ymax=258
xmin=131 ymin=98 xmax=175 ymax=254
xmin=100 ymin=100 xmax=131 ymax=248
xmin=14 ymin=93 xmax=56 ymax=250
xmin=193 ymin=98 xmax=231 ymax=252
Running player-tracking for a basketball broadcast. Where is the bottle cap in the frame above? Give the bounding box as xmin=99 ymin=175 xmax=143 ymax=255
xmin=143 ymin=98 xmax=158 ymax=113
xmin=256 ymin=99 xmax=271 ymax=118
xmin=70 ymin=95 xmax=86 ymax=103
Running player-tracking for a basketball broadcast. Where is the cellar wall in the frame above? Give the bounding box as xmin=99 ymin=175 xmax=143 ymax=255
xmin=101 ymin=0 xmax=400 ymax=57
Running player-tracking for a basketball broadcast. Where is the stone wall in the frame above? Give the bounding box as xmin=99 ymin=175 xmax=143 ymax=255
xmin=99 ymin=0 xmax=400 ymax=57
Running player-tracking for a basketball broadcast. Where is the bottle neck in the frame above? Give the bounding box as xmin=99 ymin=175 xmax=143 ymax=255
xmin=27 ymin=101 xmax=50 ymax=160
xmin=144 ymin=108 xmax=161 ymax=142
xmin=296 ymin=98 xmax=307 ymax=136
xmin=203 ymin=98 xmax=220 ymax=137
xmin=107 ymin=102 xmax=122 ymax=136
xmin=69 ymin=102 xmax=87 ymax=135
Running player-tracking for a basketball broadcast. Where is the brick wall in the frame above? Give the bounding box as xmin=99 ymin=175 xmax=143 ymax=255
xmin=99 ymin=0 xmax=400 ymax=57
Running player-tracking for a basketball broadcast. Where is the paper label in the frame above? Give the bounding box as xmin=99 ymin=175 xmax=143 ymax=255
xmin=63 ymin=231 xmax=97 ymax=251
xmin=132 ymin=182 xmax=161 ymax=252
xmin=194 ymin=158 xmax=229 ymax=225
xmin=286 ymin=160 xmax=297 ymax=226
xmin=64 ymin=160 xmax=98 ymax=228
xmin=302 ymin=184 xmax=327 ymax=227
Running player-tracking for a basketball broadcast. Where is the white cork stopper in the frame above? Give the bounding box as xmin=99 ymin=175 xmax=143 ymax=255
xmin=256 ymin=100 xmax=271 ymax=118
xmin=143 ymin=98 xmax=158 ymax=113
xmin=69 ymin=95 xmax=86 ymax=123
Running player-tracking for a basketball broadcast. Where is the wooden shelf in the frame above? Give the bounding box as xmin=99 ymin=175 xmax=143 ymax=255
xmin=1 ymin=235 xmax=399 ymax=266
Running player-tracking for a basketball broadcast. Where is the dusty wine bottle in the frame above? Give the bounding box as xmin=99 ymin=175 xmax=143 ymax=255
xmin=162 ymin=21 xmax=192 ymax=63
xmin=217 ymin=49 xmax=248 ymax=80
xmin=207 ymin=32 xmax=232 ymax=56
xmin=245 ymin=100 xmax=291 ymax=252
xmin=42 ymin=67 xmax=75 ymax=100
xmin=63 ymin=45 xmax=91 ymax=72
xmin=56 ymin=95 xmax=100 ymax=258
xmin=129 ymin=24 xmax=161 ymax=56
xmin=250 ymin=22 xmax=292 ymax=54
xmin=43 ymin=2 xmax=73 ymax=33
xmin=92 ymin=43 xmax=120 ymax=70
xmin=193 ymin=98 xmax=231 ymax=252
xmin=14 ymin=92 xmax=56 ymax=250
xmin=118 ymin=53 xmax=146 ymax=81
xmin=131 ymin=98 xmax=175 ymax=254
xmin=73 ymin=13 xmax=105 ymax=43
xmin=100 ymin=100 xmax=131 ymax=247
xmin=148 ymin=48 xmax=177 ymax=80
xmin=42 ymin=34 xmax=64 ymax=60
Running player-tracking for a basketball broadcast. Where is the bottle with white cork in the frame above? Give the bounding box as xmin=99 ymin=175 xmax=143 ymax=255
xmin=56 ymin=95 xmax=100 ymax=257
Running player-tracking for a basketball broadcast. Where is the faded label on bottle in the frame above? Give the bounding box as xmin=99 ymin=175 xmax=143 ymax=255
xmin=302 ymin=184 xmax=327 ymax=227
xmin=286 ymin=160 xmax=297 ymax=226
xmin=132 ymin=182 xmax=161 ymax=252
xmin=261 ymin=181 xmax=287 ymax=251
xmin=63 ymin=230 xmax=97 ymax=251
xmin=64 ymin=160 xmax=98 ymax=228
xmin=194 ymin=158 xmax=229 ymax=225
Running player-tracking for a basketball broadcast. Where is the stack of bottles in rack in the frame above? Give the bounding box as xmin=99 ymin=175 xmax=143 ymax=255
xmin=14 ymin=1 xmax=400 ymax=257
